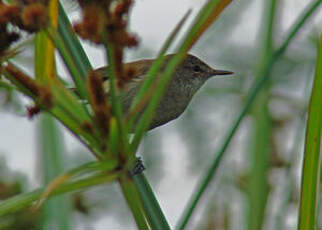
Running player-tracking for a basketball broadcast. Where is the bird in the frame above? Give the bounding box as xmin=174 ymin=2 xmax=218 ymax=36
xmin=95 ymin=54 xmax=233 ymax=130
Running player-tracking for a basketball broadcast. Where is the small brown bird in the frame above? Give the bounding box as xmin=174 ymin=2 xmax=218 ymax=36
xmin=96 ymin=54 xmax=233 ymax=130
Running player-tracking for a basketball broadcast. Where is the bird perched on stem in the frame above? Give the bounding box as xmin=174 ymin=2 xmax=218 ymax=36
xmin=95 ymin=54 xmax=233 ymax=130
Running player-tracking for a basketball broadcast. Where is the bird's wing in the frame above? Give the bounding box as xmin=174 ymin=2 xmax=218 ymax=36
xmin=95 ymin=59 xmax=154 ymax=93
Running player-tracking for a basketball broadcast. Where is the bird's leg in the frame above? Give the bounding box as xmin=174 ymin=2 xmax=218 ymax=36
xmin=129 ymin=157 xmax=146 ymax=176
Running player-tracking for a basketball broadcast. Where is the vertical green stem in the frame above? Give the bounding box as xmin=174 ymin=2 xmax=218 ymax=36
xmin=247 ymin=0 xmax=276 ymax=229
xmin=118 ymin=174 xmax=150 ymax=230
xmin=37 ymin=114 xmax=71 ymax=230
xmin=133 ymin=173 xmax=171 ymax=230
xmin=297 ymin=36 xmax=322 ymax=230
xmin=248 ymin=92 xmax=271 ymax=230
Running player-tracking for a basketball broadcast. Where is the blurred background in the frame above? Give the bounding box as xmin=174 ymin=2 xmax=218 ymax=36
xmin=0 ymin=0 xmax=321 ymax=229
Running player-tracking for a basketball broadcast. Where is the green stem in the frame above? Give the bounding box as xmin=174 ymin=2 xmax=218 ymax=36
xmin=276 ymin=0 xmax=322 ymax=57
xmin=118 ymin=174 xmax=150 ymax=230
xmin=133 ymin=173 xmax=171 ymax=230
xmin=46 ymin=26 xmax=88 ymax=101
xmin=247 ymin=0 xmax=276 ymax=229
xmin=58 ymin=2 xmax=92 ymax=77
xmin=297 ymin=35 xmax=322 ymax=230
xmin=0 ymin=173 xmax=119 ymax=217
xmin=38 ymin=114 xmax=71 ymax=230
xmin=103 ymin=37 xmax=130 ymax=159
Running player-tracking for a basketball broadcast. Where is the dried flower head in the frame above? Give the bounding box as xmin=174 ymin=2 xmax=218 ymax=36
xmin=0 ymin=4 xmax=21 ymax=26
xmin=21 ymin=3 xmax=48 ymax=31
xmin=0 ymin=1 xmax=49 ymax=56
xmin=73 ymin=4 xmax=106 ymax=43
xmin=74 ymin=0 xmax=139 ymax=87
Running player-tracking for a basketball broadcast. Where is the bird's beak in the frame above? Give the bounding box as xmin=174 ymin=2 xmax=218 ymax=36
xmin=212 ymin=69 xmax=234 ymax=75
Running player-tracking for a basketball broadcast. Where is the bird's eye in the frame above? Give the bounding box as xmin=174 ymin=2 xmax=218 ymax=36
xmin=193 ymin=65 xmax=202 ymax=72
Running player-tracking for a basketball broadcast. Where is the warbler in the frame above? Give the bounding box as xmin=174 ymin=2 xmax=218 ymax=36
xmin=96 ymin=54 xmax=233 ymax=130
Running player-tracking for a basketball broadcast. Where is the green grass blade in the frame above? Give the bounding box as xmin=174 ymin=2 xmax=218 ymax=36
xmin=274 ymin=112 xmax=307 ymax=230
xmin=0 ymin=172 xmax=119 ymax=217
xmin=58 ymin=2 xmax=92 ymax=78
xmin=119 ymin=174 xmax=151 ymax=230
xmin=46 ymin=26 xmax=88 ymax=101
xmin=103 ymin=41 xmax=129 ymax=158
xmin=36 ymin=159 xmax=119 ymax=210
xmin=276 ymin=0 xmax=322 ymax=57
xmin=133 ymin=173 xmax=171 ymax=230
xmin=247 ymin=0 xmax=276 ymax=229
xmin=34 ymin=32 xmax=48 ymax=81
xmin=37 ymin=114 xmax=71 ymax=230
xmin=248 ymin=92 xmax=271 ymax=230
xmin=297 ymin=35 xmax=322 ymax=230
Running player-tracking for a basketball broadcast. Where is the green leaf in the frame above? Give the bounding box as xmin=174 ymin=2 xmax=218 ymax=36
xmin=36 ymin=159 xmax=118 ymax=209
xmin=46 ymin=26 xmax=89 ymax=102
xmin=58 ymin=2 xmax=92 ymax=78
xmin=37 ymin=114 xmax=72 ymax=230
xmin=119 ymin=173 xmax=151 ymax=230
xmin=133 ymin=173 xmax=171 ymax=230
xmin=247 ymin=0 xmax=276 ymax=229
xmin=103 ymin=37 xmax=130 ymax=160
xmin=0 ymin=172 xmax=119 ymax=217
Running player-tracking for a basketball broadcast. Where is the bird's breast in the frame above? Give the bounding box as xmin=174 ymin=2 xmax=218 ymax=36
xmin=121 ymin=82 xmax=192 ymax=130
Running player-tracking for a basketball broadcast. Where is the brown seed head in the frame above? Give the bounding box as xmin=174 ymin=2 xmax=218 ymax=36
xmin=88 ymin=70 xmax=111 ymax=137
xmin=88 ymin=70 xmax=106 ymax=106
xmin=0 ymin=4 xmax=21 ymax=25
xmin=74 ymin=4 xmax=105 ymax=43
xmin=21 ymin=3 xmax=48 ymax=31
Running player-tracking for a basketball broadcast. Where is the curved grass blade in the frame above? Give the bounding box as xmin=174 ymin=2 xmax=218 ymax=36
xmin=46 ymin=26 xmax=88 ymax=101
xmin=58 ymin=2 xmax=92 ymax=78
xmin=35 ymin=159 xmax=118 ymax=210
xmin=0 ymin=172 xmax=119 ymax=217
